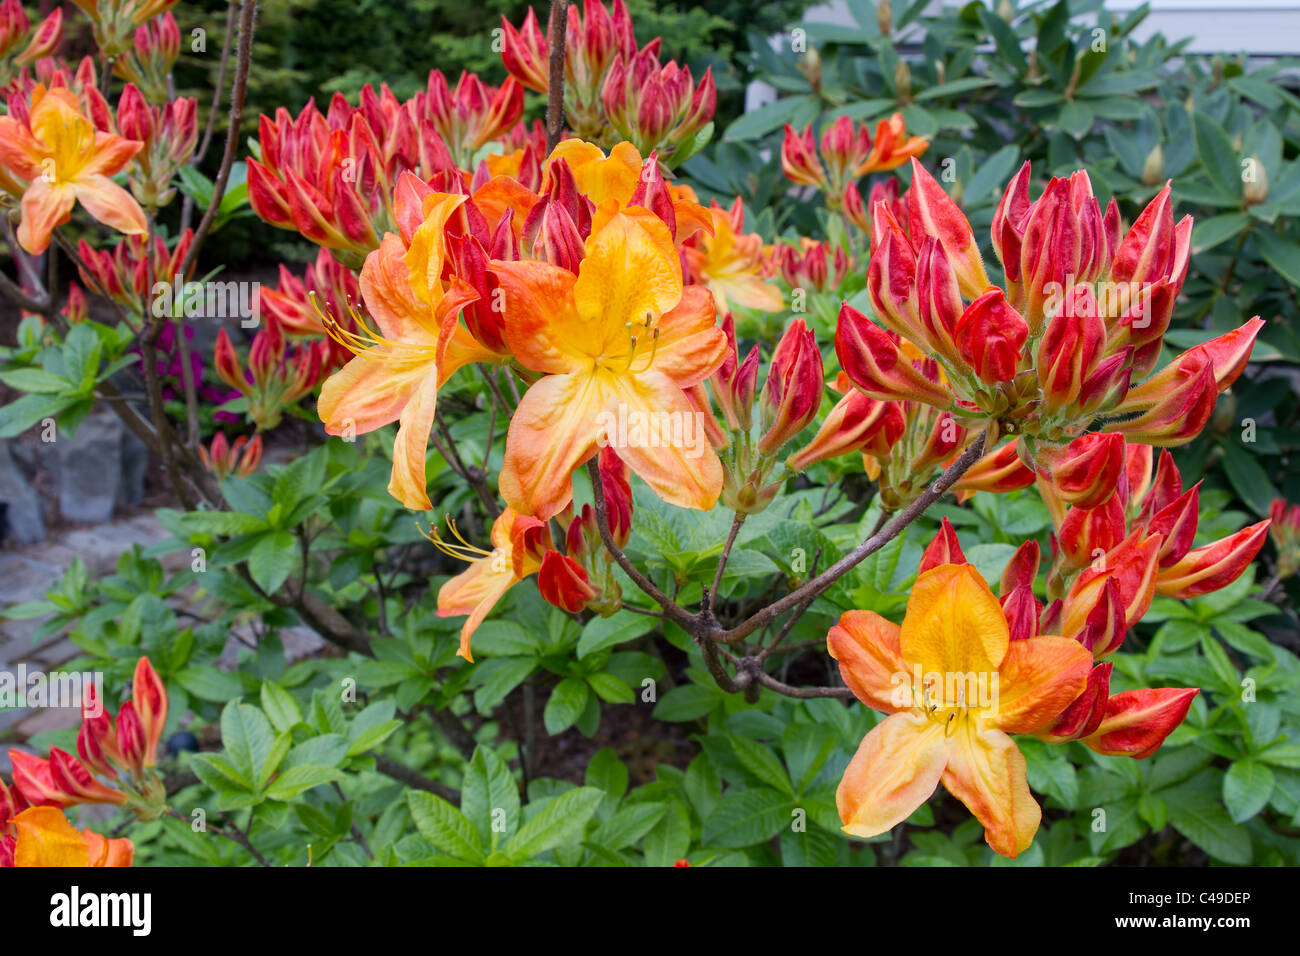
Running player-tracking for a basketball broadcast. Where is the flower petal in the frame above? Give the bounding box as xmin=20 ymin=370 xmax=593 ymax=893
xmin=436 ymin=555 xmax=516 ymax=663
xmin=493 ymin=258 xmax=586 ymax=374
xmin=837 ymin=712 xmax=948 ymax=839
xmin=16 ymin=178 xmax=75 ymax=254
xmin=388 ymin=364 xmax=440 ymax=511
xmin=827 ymin=610 xmax=908 ymax=713
xmin=942 ymin=723 xmax=1039 ymax=859
xmin=900 ymin=564 xmax=1009 ymax=683
xmin=500 ymin=371 xmax=606 ymax=520
xmin=990 ymin=635 xmax=1094 ymax=734
xmin=646 ymin=285 xmax=727 ymax=387
xmin=574 ymin=209 xmax=682 ymax=337
xmin=72 ymin=174 xmax=147 ymax=238
xmin=604 ymin=370 xmax=723 ymax=511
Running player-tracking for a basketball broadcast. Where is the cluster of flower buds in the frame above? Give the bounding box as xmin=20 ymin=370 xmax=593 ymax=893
xmin=0 ymin=1 xmax=62 ymax=88
xmin=781 ymin=114 xmax=928 ymax=211
xmin=1037 ymin=442 xmax=1270 ymax=649
xmin=69 ymin=0 xmax=176 ymax=57
xmin=1270 ymin=499 xmax=1300 ymax=580
xmin=768 ymin=238 xmax=851 ymax=294
xmin=261 ymin=247 xmax=367 ymax=369
xmin=77 ymin=229 xmax=193 ymax=315
xmin=843 ymin=176 xmax=902 ymax=234
xmin=601 ymin=47 xmax=714 ymax=159
xmin=840 ymin=158 xmax=1265 ymax=499
xmin=704 ymin=317 xmax=825 ymax=513
xmin=521 ymin=157 xmax=594 ymax=273
xmin=921 ymin=521 xmax=1198 ymax=757
xmin=113 ymin=9 xmax=179 ymax=102
xmin=116 ymin=81 xmax=196 ymax=209
xmin=537 ymin=449 xmax=633 ymax=615
xmin=502 ymin=0 xmax=714 ymax=160
xmin=5 ymin=658 xmax=169 ymax=827
xmin=248 ymin=86 xmax=463 ymax=263
xmin=199 ymin=431 xmax=263 ymax=480
xmin=418 ymin=70 xmax=523 ymax=169
xmin=214 ymin=318 xmax=329 ymax=431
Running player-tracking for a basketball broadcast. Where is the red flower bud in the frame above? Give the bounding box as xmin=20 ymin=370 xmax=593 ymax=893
xmin=758 ymin=319 xmax=824 ymax=454
xmin=906 ymin=158 xmax=988 ymax=299
xmin=1156 ymin=520 xmax=1270 ymax=599
xmin=1084 ymin=687 xmax=1198 ymax=759
xmin=133 ymin=657 xmax=168 ymax=770
xmin=954 ymin=287 xmax=1027 ymax=384
xmin=1038 ymin=661 xmax=1112 ymax=744
xmin=538 ymin=551 xmax=597 ymax=613
xmin=919 ymin=516 xmax=966 ymax=573
xmin=1035 ymin=432 xmax=1126 ymax=510
xmin=836 ymin=304 xmax=952 ymax=407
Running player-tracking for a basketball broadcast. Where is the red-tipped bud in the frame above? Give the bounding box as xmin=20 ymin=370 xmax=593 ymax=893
xmin=906 ymin=158 xmax=989 ymax=299
xmin=1001 ymin=539 xmax=1041 ymax=595
xmin=213 ymin=328 xmax=248 ymax=394
xmin=918 ymin=516 xmax=966 ymax=574
xmin=758 ymin=319 xmax=824 ymax=455
xmin=115 ymin=700 xmax=148 ymax=776
xmin=1156 ymin=520 xmax=1270 ymax=598
xmin=1084 ymin=687 xmax=1199 ymax=758
xmin=836 ymin=304 xmax=952 ymax=407
xmin=8 ymin=750 xmax=71 ymax=808
xmin=780 ymin=124 xmax=826 ymax=188
xmin=954 ymin=287 xmax=1028 ymax=384
xmin=1034 ymin=432 xmax=1126 ymax=510
xmin=952 ymin=439 xmax=1036 ymax=496
xmin=1000 ymin=584 xmax=1041 ymax=642
xmin=1106 ymin=359 xmax=1217 ymax=447
xmin=1058 ymin=494 xmax=1127 ymax=568
xmin=538 ymin=551 xmax=597 ymax=613
xmin=787 ymin=389 xmax=904 ymax=471
xmin=132 ymin=657 xmax=168 ymax=769
xmin=48 ymin=748 xmax=127 ymax=806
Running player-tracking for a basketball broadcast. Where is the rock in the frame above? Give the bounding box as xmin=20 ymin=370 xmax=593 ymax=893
xmin=54 ymin=409 xmax=123 ymax=523
xmin=0 ymin=439 xmax=46 ymax=543
xmin=118 ymin=422 xmax=150 ymax=508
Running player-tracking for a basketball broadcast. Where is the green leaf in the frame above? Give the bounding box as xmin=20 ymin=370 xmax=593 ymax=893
xmin=248 ymin=530 xmax=299 ymax=594
xmin=260 ymin=681 xmax=302 ymax=733
xmin=1223 ymin=760 xmax=1274 ymax=823
xmin=1253 ymin=230 xmax=1300 ymax=288
xmin=653 ymin=684 xmax=717 ymax=722
xmin=175 ymin=667 xmax=243 ymax=703
xmin=727 ymin=734 xmax=792 ymax=795
xmin=0 ymin=392 xmax=76 ymax=438
xmin=505 ymin=787 xmax=603 ymax=861
xmin=1192 ymin=111 xmax=1241 ymax=198
xmin=1191 ymin=212 xmax=1251 ymax=254
xmin=264 ymin=765 xmax=344 ymax=801
xmin=462 ymin=747 xmax=520 ymax=851
xmin=1166 ymin=786 xmax=1253 ymax=864
xmin=407 ymin=791 xmax=484 ymax=863
xmin=586 ymin=673 xmax=635 ymax=704
xmin=577 ymin=613 xmax=655 ymax=658
xmin=723 ymin=95 xmax=815 ymax=141
xmin=543 ymin=677 xmax=589 ymax=735
xmin=701 ymin=788 xmax=791 ymax=848
xmin=590 ymin=803 xmax=666 ymax=851
xmin=220 ymin=700 xmax=276 ymax=782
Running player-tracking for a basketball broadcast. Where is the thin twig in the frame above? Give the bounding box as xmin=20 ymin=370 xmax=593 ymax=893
xmin=544 ymin=0 xmax=569 ymax=153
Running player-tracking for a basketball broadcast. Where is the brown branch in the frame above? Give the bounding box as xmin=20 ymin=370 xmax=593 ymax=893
xmin=372 ymin=755 xmax=460 ymax=803
xmin=708 ymin=513 xmax=745 ymax=613
xmin=544 ymin=0 xmax=569 ymax=152
xmin=178 ymin=0 xmax=258 ymax=281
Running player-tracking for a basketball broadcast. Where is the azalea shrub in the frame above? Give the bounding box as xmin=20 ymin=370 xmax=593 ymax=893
xmin=0 ymin=0 xmax=1298 ymax=870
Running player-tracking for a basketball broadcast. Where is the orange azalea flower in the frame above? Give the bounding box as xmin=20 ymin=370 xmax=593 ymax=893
xmin=9 ymin=806 xmax=133 ymax=867
xmin=855 ymin=112 xmax=929 ymax=175
xmin=827 ymin=563 xmax=1093 ymax=858
xmin=317 ymin=188 xmax=497 ymax=510
xmin=0 ymin=85 xmax=147 ymax=254
xmin=492 ymin=206 xmax=728 ymax=519
xmin=683 ymin=198 xmax=785 ymax=314
xmin=434 ymin=508 xmax=550 ymax=661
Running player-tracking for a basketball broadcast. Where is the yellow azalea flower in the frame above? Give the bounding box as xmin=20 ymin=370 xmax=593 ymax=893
xmin=434 ymin=509 xmax=549 ymax=661
xmin=11 ymin=806 xmax=133 ymax=867
xmin=0 ymin=85 xmax=147 ymax=255
xmin=683 ymin=199 xmax=785 ymax=314
xmin=317 ymin=192 xmax=497 ymax=510
xmin=492 ymin=208 xmax=728 ymax=519
xmin=544 ymin=139 xmax=713 ymax=239
xmin=827 ymin=563 xmax=1093 ymax=858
